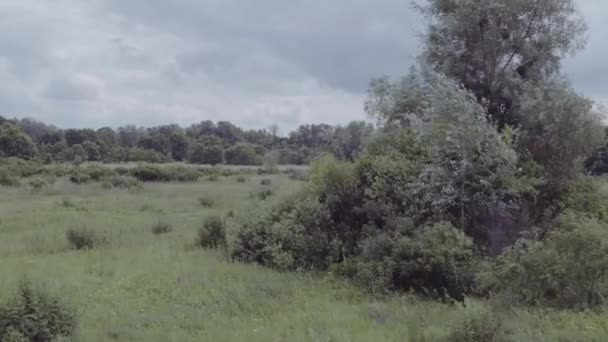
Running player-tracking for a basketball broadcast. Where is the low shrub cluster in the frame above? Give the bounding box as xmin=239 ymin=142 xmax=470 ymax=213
xmin=66 ymin=227 xmax=105 ymax=250
xmin=0 ymin=279 xmax=77 ymax=341
xmin=101 ymin=175 xmax=142 ymax=190
xmin=197 ymin=216 xmax=226 ymax=248
xmin=198 ymin=196 xmax=215 ymax=208
xmin=151 ymin=221 xmax=173 ymax=235
xmin=0 ymin=169 xmax=20 ymax=187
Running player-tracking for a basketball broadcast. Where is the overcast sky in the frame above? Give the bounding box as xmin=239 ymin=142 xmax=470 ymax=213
xmin=0 ymin=0 xmax=605 ymax=131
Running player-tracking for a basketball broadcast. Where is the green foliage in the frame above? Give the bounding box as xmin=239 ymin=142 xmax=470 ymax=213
xmin=198 ymin=196 xmax=215 ymax=208
xmin=28 ymin=177 xmax=47 ymax=192
xmin=151 ymin=221 xmax=173 ymax=235
xmin=0 ymin=123 xmax=39 ymax=160
xmin=518 ymin=81 xmax=604 ymax=185
xmin=418 ymin=0 xmax=586 ymax=128
xmin=66 ymin=227 xmax=103 ymax=250
xmin=262 ymin=150 xmax=280 ymax=174
xmin=198 ymin=216 xmax=226 ymax=248
xmin=0 ymin=279 xmax=77 ymax=341
xmin=355 ymin=222 xmax=478 ymax=299
xmin=188 ymin=143 xmax=223 ymax=165
xmin=236 ymin=176 xmax=247 ymax=183
xmin=69 ymin=172 xmax=91 ymax=184
xmin=101 ymin=175 xmax=142 ymax=190
xmin=478 ymin=212 xmax=608 ymax=309
xmin=260 ymin=179 xmax=272 ymax=186
xmin=224 ymin=143 xmax=262 ymax=165
xmin=446 ymin=302 xmax=500 ymax=342
xmin=0 ymin=169 xmax=20 ymax=187
xmin=129 ymin=165 xmax=200 ymax=182
xmin=249 ymin=189 xmax=275 ymax=201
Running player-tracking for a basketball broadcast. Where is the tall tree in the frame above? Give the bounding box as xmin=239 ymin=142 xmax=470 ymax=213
xmin=419 ymin=0 xmax=587 ymax=128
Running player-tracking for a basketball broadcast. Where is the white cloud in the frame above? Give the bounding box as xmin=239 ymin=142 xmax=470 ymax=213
xmin=0 ymin=0 xmax=605 ymax=130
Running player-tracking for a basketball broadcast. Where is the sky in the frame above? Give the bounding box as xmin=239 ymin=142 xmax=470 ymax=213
xmin=0 ymin=0 xmax=605 ymax=131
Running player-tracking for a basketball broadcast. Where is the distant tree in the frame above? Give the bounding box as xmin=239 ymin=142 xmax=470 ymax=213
xmin=64 ymin=129 xmax=96 ymax=147
xmin=224 ymin=143 xmax=261 ymax=165
xmin=97 ymin=127 xmax=117 ymax=146
xmin=63 ymin=144 xmax=88 ymax=163
xmin=138 ymin=134 xmax=171 ymax=156
xmin=82 ymin=141 xmax=102 ymax=161
xmin=169 ymin=133 xmax=190 ymax=161
xmin=331 ymin=121 xmax=374 ymax=161
xmin=186 ymin=120 xmax=215 ymax=139
xmin=215 ymin=121 xmax=242 ymax=145
xmin=0 ymin=123 xmax=39 ymax=159
xmin=117 ymin=125 xmax=140 ymax=148
xmin=188 ymin=143 xmax=223 ymax=165
xmin=16 ymin=118 xmax=56 ymax=144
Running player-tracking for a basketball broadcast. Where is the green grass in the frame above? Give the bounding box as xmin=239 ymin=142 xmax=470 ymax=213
xmin=1 ymin=173 xmax=607 ymax=341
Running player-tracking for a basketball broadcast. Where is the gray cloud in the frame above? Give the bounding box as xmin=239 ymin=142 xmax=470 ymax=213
xmin=0 ymin=0 xmax=605 ymax=130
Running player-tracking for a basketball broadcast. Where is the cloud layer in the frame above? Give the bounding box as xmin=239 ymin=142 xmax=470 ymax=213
xmin=0 ymin=0 xmax=604 ymax=130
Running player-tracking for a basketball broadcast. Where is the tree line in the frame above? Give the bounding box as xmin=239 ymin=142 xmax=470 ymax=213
xmin=0 ymin=117 xmax=374 ymax=165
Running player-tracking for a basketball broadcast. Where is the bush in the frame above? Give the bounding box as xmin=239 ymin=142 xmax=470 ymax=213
xmin=354 ymin=222 xmax=479 ymax=299
xmin=151 ymin=221 xmax=173 ymax=235
xmin=260 ymin=179 xmax=272 ymax=186
xmin=165 ymin=166 xmax=201 ymax=182
xmin=0 ymin=169 xmax=20 ymax=187
xmin=477 ymin=211 xmax=608 ymax=309
xmin=197 ymin=216 xmax=226 ymax=248
xmin=28 ymin=177 xmax=47 ymax=192
xmin=129 ymin=165 xmax=168 ymax=182
xmin=0 ymin=279 xmax=77 ymax=341
xmin=446 ymin=302 xmax=500 ymax=342
xmin=224 ymin=143 xmax=262 ymax=165
xmin=207 ymin=174 xmax=219 ymax=182
xmin=236 ymin=176 xmax=247 ymax=183
xmin=101 ymin=175 xmax=142 ymax=190
xmin=69 ymin=172 xmax=91 ymax=184
xmin=230 ymin=195 xmax=335 ymax=271
xmin=198 ymin=196 xmax=215 ymax=208
xmin=188 ymin=143 xmax=223 ymax=165
xmin=66 ymin=227 xmax=103 ymax=250
xmin=250 ymin=189 xmax=274 ymax=201
xmin=61 ymin=197 xmax=75 ymax=208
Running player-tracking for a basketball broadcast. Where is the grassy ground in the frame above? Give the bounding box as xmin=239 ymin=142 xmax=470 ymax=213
xmin=1 ymin=173 xmax=608 ymax=341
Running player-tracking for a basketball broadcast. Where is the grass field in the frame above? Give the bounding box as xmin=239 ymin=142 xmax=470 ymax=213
xmin=1 ymin=172 xmax=608 ymax=341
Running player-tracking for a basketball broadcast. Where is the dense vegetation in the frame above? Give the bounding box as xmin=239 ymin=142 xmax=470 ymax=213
xmin=3 ymin=0 xmax=608 ymax=340
xmin=225 ymin=0 xmax=608 ymax=312
xmin=0 ymin=115 xmax=374 ymax=166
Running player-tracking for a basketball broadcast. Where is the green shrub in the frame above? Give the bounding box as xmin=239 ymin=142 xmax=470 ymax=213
xmin=197 ymin=216 xmax=226 ymax=248
xmin=28 ymin=177 xmax=47 ymax=192
xmin=129 ymin=165 xmax=168 ymax=182
xmin=101 ymin=175 xmax=142 ymax=190
xmin=446 ymin=302 xmax=500 ymax=342
xmin=230 ymin=195 xmax=334 ymax=271
xmin=260 ymin=179 xmax=272 ymax=186
xmin=198 ymin=196 xmax=215 ymax=208
xmin=0 ymin=279 xmax=77 ymax=341
xmin=0 ymin=169 xmax=20 ymax=187
xmin=151 ymin=221 xmax=173 ymax=235
xmin=477 ymin=211 xmax=608 ymax=309
xmin=166 ymin=166 xmax=201 ymax=182
xmin=66 ymin=227 xmax=102 ymax=250
xmin=69 ymin=171 xmax=91 ymax=184
xmin=207 ymin=174 xmax=219 ymax=182
xmin=236 ymin=175 xmax=247 ymax=183
xmin=354 ymin=222 xmax=478 ymax=299
xmin=61 ymin=197 xmax=75 ymax=208
xmin=250 ymin=189 xmax=274 ymax=201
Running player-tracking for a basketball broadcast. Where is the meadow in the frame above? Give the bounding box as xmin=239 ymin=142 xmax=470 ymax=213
xmin=0 ymin=169 xmax=607 ymax=341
